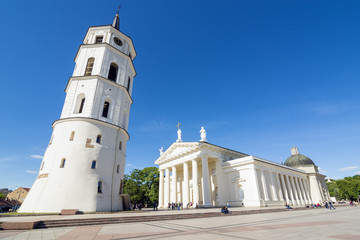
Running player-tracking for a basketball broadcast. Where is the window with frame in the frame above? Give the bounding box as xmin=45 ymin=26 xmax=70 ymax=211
xmin=96 ymin=134 xmax=102 ymax=144
xmin=95 ymin=36 xmax=103 ymax=44
xmin=127 ymin=77 xmax=131 ymax=92
xmin=108 ymin=63 xmax=118 ymax=82
xmin=60 ymin=158 xmax=66 ymax=168
xmin=78 ymin=98 xmax=85 ymax=113
xmin=102 ymin=102 xmax=110 ymax=118
xmin=98 ymin=181 xmax=102 ymax=193
xmin=84 ymin=57 xmax=95 ymax=76
xmin=69 ymin=131 xmax=75 ymax=141
xmin=116 ymin=164 xmax=120 ymax=173
xmin=91 ymin=160 xmax=96 ymax=169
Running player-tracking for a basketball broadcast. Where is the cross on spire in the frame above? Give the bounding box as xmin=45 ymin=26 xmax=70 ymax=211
xmin=112 ymin=5 xmax=121 ymax=30
xmin=176 ymin=122 xmax=182 ymax=130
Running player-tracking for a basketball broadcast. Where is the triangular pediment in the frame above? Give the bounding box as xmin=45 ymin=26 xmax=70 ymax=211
xmin=154 ymin=142 xmax=199 ymax=165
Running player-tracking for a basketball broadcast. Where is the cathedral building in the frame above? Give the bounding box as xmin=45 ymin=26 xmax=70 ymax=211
xmin=155 ymin=129 xmax=330 ymax=208
xmin=19 ymin=12 xmax=135 ymax=213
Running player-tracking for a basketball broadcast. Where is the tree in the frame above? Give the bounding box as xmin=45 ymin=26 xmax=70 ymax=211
xmin=326 ymin=181 xmax=337 ymax=197
xmin=0 ymin=193 xmax=5 ymax=200
xmin=123 ymin=167 xmax=159 ymax=207
xmin=333 ymin=188 xmax=340 ymax=200
xmin=332 ymin=175 xmax=360 ymax=201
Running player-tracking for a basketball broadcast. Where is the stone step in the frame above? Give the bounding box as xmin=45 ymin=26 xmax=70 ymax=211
xmin=0 ymin=206 xmax=314 ymax=230
xmin=36 ymin=208 xmax=306 ymax=229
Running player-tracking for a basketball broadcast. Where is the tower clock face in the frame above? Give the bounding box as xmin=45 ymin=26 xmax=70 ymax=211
xmin=114 ymin=37 xmax=123 ymax=46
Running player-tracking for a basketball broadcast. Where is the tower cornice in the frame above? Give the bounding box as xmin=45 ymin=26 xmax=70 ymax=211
xmin=74 ymin=43 xmax=137 ymax=76
xmin=82 ymin=25 xmax=137 ymax=59
xmin=64 ymin=75 xmax=134 ymax=104
xmin=52 ymin=117 xmax=130 ymax=140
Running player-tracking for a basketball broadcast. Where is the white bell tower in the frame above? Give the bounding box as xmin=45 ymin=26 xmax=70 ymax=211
xmin=19 ymin=11 xmax=136 ymax=213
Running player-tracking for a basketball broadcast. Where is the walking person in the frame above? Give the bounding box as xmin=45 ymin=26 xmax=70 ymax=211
xmin=329 ymin=201 xmax=335 ymax=210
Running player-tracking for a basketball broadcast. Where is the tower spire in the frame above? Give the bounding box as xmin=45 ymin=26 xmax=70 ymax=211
xmin=112 ymin=5 xmax=121 ymax=30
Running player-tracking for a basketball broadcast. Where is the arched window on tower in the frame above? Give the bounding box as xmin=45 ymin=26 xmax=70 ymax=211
xmin=60 ymin=158 xmax=66 ymax=168
xmin=108 ymin=63 xmax=118 ymax=82
xmin=102 ymin=101 xmax=110 ymax=118
xmin=84 ymin=57 xmax=95 ymax=76
xmin=127 ymin=77 xmax=131 ymax=92
xmin=116 ymin=164 xmax=120 ymax=173
xmin=74 ymin=94 xmax=86 ymax=114
xmin=79 ymin=98 xmax=85 ymax=113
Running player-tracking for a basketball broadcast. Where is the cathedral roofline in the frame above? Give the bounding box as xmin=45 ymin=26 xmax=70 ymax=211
xmin=252 ymin=156 xmax=307 ymax=174
xmin=155 ymin=141 xmax=308 ymax=174
xmin=73 ymin=43 xmax=137 ymax=76
xmin=53 ymin=117 xmax=130 ymax=140
xmin=155 ymin=141 xmax=249 ymax=165
xmin=64 ymin=75 xmax=134 ymax=105
xmin=199 ymin=141 xmax=249 ymax=157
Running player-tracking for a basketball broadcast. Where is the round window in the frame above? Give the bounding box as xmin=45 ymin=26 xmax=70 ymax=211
xmin=114 ymin=37 xmax=123 ymax=46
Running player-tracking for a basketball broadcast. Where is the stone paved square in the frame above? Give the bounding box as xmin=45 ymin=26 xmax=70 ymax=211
xmin=1 ymin=206 xmax=359 ymax=239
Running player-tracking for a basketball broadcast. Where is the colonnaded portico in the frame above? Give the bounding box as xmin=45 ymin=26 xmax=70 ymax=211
xmin=154 ymin=129 xmax=330 ymax=208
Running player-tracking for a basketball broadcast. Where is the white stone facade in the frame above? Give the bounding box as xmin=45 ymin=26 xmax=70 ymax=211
xmin=155 ymin=142 xmax=330 ymax=208
xmin=19 ymin=18 xmax=136 ymax=213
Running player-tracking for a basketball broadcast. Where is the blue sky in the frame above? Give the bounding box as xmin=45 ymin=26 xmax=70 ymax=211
xmin=1 ymin=0 xmax=360 ymax=190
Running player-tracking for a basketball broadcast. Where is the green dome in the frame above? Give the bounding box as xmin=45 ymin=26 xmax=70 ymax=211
xmin=284 ymin=154 xmax=315 ymax=167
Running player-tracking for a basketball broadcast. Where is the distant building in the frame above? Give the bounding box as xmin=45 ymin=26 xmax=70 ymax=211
xmin=0 ymin=188 xmax=12 ymax=197
xmin=0 ymin=198 xmax=21 ymax=213
xmin=7 ymin=187 xmax=30 ymax=203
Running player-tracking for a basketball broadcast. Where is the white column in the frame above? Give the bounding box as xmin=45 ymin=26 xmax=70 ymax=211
xmin=317 ymin=179 xmax=325 ymax=201
xmin=171 ymin=166 xmax=177 ymax=203
xmin=270 ymin=172 xmax=279 ymax=201
xmin=165 ymin=168 xmax=170 ymax=207
xmin=298 ymin=177 xmax=308 ymax=204
xmin=215 ymin=159 xmax=226 ymax=206
xmin=192 ymin=159 xmax=199 ymax=207
xmin=276 ymin=173 xmax=284 ymax=201
xmin=290 ymin=176 xmax=300 ymax=205
xmin=303 ymin=179 xmax=313 ymax=204
xmin=261 ymin=170 xmax=270 ymax=201
xmin=281 ymin=174 xmax=290 ymax=204
xmin=159 ymin=169 xmax=164 ymax=207
xmin=300 ymin=178 xmax=309 ymax=204
xmin=285 ymin=175 xmax=295 ymax=205
xmin=201 ymin=156 xmax=212 ymax=207
xmin=294 ymin=177 xmax=304 ymax=205
xmin=183 ymin=162 xmax=189 ymax=207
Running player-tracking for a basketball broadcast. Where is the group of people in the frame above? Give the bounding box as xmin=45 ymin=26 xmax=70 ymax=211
xmin=220 ymin=206 xmax=231 ymax=214
xmin=324 ymin=201 xmax=336 ymax=210
xmin=304 ymin=201 xmax=335 ymax=209
xmin=349 ymin=201 xmax=357 ymax=206
xmin=132 ymin=203 xmax=143 ymax=210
